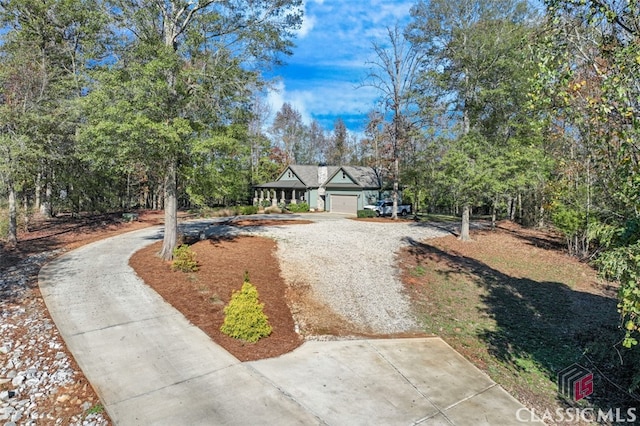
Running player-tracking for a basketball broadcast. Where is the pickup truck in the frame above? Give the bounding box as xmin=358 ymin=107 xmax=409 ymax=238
xmin=364 ymin=200 xmax=412 ymax=217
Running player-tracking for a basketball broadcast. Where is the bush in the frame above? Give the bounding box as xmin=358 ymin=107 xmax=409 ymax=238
xmin=287 ymin=202 xmax=309 ymax=213
xmin=220 ymin=275 xmax=272 ymax=343
xmin=239 ymin=205 xmax=258 ymax=215
xmin=171 ymin=244 xmax=198 ymax=272
xmin=357 ymin=209 xmax=376 ymax=218
xmin=264 ymin=206 xmax=283 ymax=214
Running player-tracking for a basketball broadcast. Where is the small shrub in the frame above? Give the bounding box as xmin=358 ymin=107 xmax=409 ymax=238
xmin=357 ymin=209 xmax=376 ymax=218
xmin=239 ymin=205 xmax=258 ymax=215
xmin=260 ymin=199 xmax=272 ymax=208
xmin=220 ymin=275 xmax=272 ymax=343
xmin=287 ymin=202 xmax=310 ymax=213
xmin=122 ymin=212 xmax=139 ymax=222
xmin=171 ymin=244 xmax=198 ymax=272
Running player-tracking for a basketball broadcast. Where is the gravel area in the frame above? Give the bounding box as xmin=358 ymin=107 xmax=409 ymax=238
xmin=1 ymin=252 xmax=109 ymax=426
xmin=215 ymin=216 xmax=452 ymax=334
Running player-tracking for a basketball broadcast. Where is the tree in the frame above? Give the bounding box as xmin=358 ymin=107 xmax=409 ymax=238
xmin=540 ymin=0 xmax=640 ymax=349
xmin=0 ymin=0 xmax=106 ymax=244
xmin=82 ymin=0 xmax=302 ymax=260
xmin=308 ymin=120 xmax=329 ymax=164
xmin=248 ymin=94 xmax=277 ymax=188
xmin=408 ymin=0 xmax=538 ymax=238
xmin=361 ymin=24 xmax=422 ymax=219
xmin=328 ymin=118 xmax=349 ymax=165
xmin=270 ymin=102 xmax=306 ymax=165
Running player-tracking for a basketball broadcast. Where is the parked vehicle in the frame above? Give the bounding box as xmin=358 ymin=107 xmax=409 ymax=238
xmin=363 ymin=200 xmax=412 ymax=217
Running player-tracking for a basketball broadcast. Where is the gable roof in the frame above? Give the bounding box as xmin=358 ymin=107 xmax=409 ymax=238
xmin=287 ymin=165 xmax=339 ymax=187
xmin=254 ymin=165 xmax=380 ymax=190
xmin=341 ymin=166 xmax=381 ymax=189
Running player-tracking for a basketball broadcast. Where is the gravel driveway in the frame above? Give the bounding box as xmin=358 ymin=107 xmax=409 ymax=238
xmin=210 ymin=215 xmax=452 ymax=334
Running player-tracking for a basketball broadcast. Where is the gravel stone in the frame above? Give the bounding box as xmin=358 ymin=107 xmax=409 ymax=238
xmin=223 ymin=217 xmax=453 ymax=334
xmin=1 ymin=250 xmax=109 ymax=426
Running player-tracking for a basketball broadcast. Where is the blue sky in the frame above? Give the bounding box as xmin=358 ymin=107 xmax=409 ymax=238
xmin=266 ymin=0 xmax=416 ymax=134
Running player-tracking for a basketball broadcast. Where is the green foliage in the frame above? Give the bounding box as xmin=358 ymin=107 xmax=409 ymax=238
xmin=220 ymin=277 xmax=272 ymax=343
xmin=357 ymin=209 xmax=376 ymax=218
xmin=260 ymin=199 xmax=272 ymax=208
xmin=171 ymin=244 xmax=198 ymax=272
xmin=541 ymin=1 xmax=640 ymax=358
xmin=0 ymin=211 xmax=8 ymax=240
xmin=286 ymin=202 xmax=309 ymax=213
xmin=550 ymin=201 xmax=584 ymax=238
xmin=84 ymin=403 xmax=104 ymax=415
xmin=411 ymin=265 xmax=426 ymax=277
xmin=239 ymin=205 xmax=258 ymax=215
xmin=598 ymin=242 xmax=640 ymax=348
xmin=595 ymin=218 xmax=640 ymax=349
xmin=186 ymin=130 xmax=253 ymax=207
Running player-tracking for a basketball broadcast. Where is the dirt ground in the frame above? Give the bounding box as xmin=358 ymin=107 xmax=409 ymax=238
xmin=129 ymin=219 xmax=310 ymax=362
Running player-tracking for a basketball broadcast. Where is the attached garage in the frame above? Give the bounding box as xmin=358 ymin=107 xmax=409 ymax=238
xmin=330 ymin=194 xmax=358 ymax=215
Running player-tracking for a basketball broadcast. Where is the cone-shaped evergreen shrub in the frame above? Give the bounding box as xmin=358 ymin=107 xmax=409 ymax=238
xmin=220 ymin=277 xmax=272 ymax=343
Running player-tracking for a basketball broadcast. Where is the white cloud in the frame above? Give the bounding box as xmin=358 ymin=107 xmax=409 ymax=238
xmin=265 ymin=77 xmax=384 ymax=134
xmin=270 ymin=0 xmax=416 ymax=132
xmin=297 ymin=14 xmax=316 ymax=38
xmin=295 ymin=1 xmax=319 ymax=39
xmin=265 ymin=80 xmax=313 ymax=125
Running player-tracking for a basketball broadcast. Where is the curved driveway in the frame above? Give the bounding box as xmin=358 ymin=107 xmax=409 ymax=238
xmin=39 ymin=215 xmax=540 ymax=425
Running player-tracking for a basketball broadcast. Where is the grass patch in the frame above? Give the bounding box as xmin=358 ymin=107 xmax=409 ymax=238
xmin=410 ymin=264 xmax=427 ymax=277
xmin=401 ymin=222 xmax=640 ymax=417
xmin=84 ymin=403 xmax=104 ymax=415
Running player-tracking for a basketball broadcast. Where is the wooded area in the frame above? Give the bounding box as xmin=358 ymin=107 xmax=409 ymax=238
xmin=1 ymin=1 xmax=639 ymax=349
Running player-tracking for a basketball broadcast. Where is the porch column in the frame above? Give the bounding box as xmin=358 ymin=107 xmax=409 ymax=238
xmin=291 ymin=189 xmax=297 ymax=204
xmin=271 ymin=190 xmax=277 ymax=206
xmin=280 ymin=190 xmax=285 ymax=204
xmin=253 ymin=190 xmax=258 ymax=206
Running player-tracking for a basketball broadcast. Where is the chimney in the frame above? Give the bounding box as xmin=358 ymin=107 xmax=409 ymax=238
xmin=318 ymin=164 xmax=328 ymax=186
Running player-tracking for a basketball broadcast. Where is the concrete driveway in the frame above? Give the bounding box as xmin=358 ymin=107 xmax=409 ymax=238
xmin=39 ymin=217 xmax=542 ymax=425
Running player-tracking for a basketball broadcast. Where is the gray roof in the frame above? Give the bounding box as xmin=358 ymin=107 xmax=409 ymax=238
xmin=254 ymin=180 xmax=307 ymax=189
xmin=254 ymin=165 xmax=381 ymax=190
xmin=289 ymin=165 xmax=339 ymax=187
xmin=336 ymin=166 xmax=381 ymax=189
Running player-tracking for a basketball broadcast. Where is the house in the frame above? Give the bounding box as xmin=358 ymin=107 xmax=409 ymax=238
xmin=253 ymin=165 xmax=382 ymax=215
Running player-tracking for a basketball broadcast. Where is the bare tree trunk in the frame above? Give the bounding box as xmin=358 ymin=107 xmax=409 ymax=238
xmin=459 ymin=204 xmax=471 ymax=241
xmin=159 ymin=161 xmax=178 ymax=260
xmin=508 ymin=196 xmax=515 ymax=221
xmin=392 ymin=157 xmax=399 ymax=220
xmin=7 ymin=180 xmax=18 ymax=247
xmin=40 ymin=178 xmax=52 ymax=218
xmin=537 ymin=197 xmax=545 ymax=228
xmin=22 ymin=192 xmax=30 ymax=232
xmin=35 ymin=172 xmax=41 ymax=211
xmin=491 ymin=197 xmax=497 ymax=230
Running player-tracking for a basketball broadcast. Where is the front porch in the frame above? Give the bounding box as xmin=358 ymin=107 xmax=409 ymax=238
xmin=253 ymin=181 xmax=308 ymax=208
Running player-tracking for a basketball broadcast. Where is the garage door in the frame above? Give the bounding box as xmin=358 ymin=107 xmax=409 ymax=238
xmin=330 ymin=195 xmax=358 ymax=215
